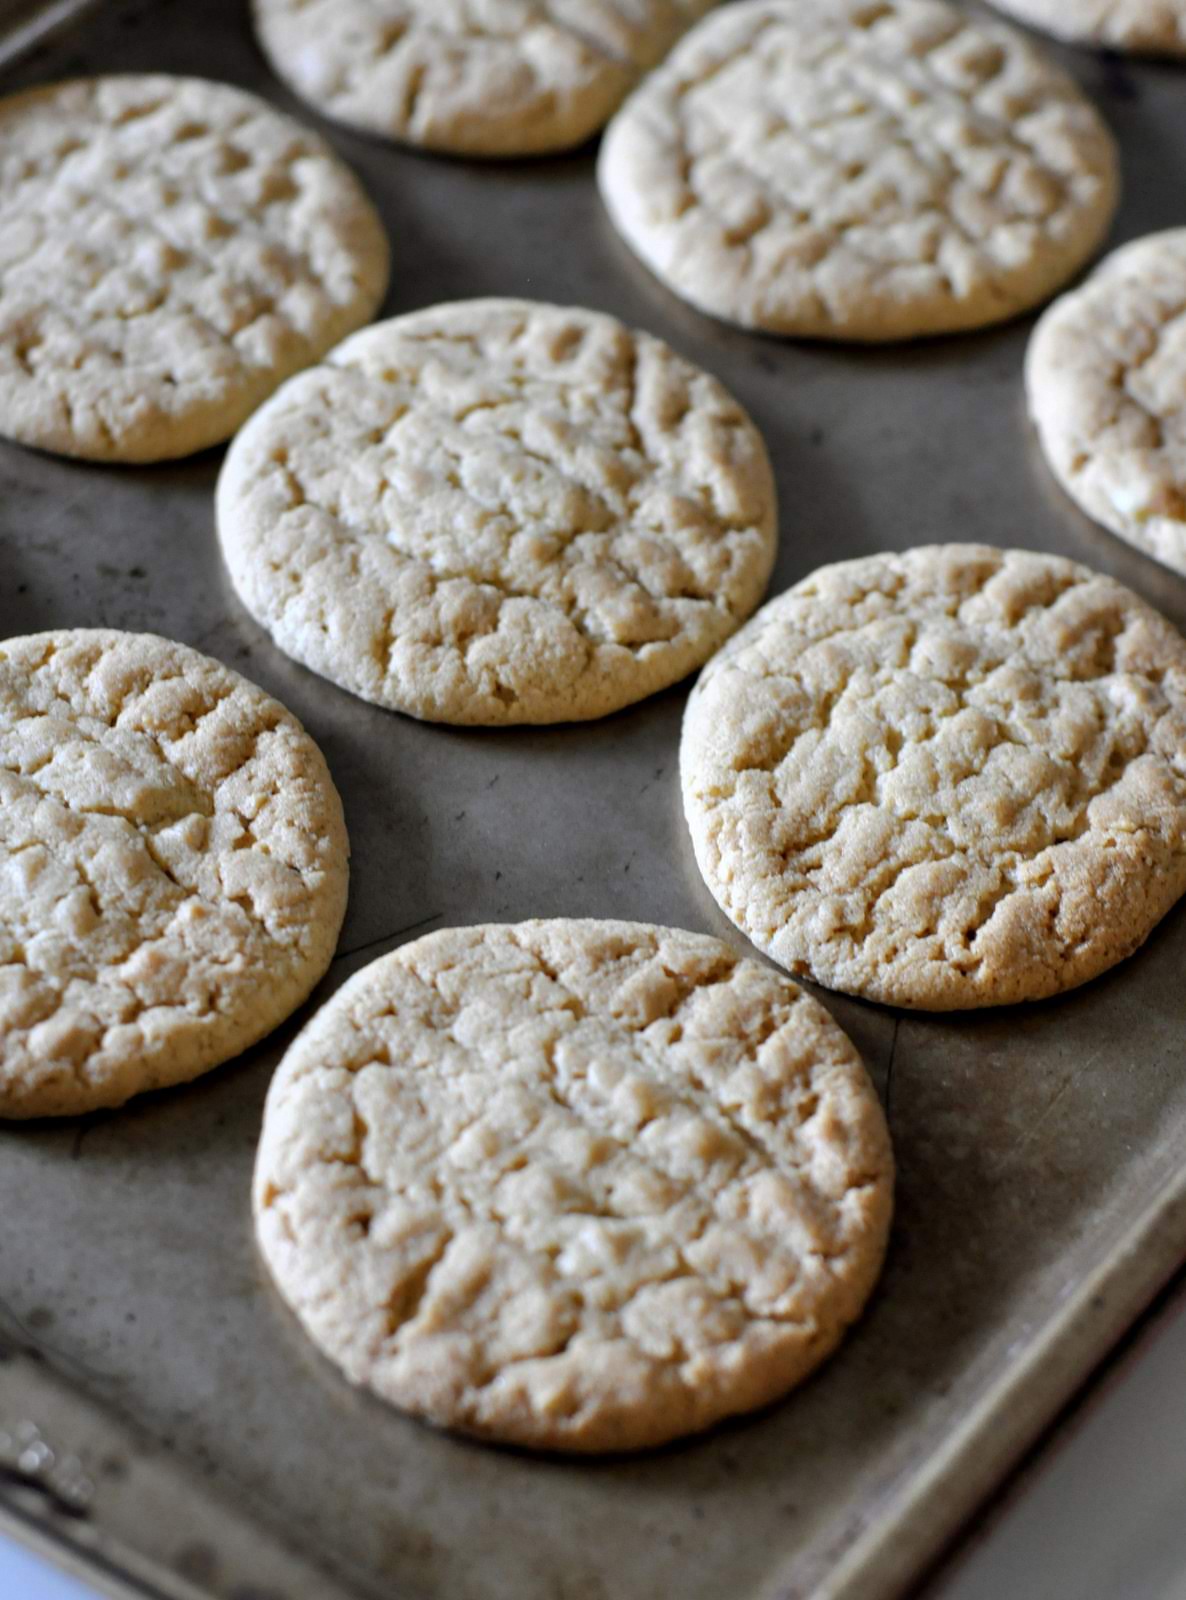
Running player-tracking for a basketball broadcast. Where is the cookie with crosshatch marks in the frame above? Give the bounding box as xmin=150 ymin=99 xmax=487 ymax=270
xmin=598 ymin=0 xmax=1119 ymax=340
xmin=253 ymin=919 xmax=892 ymax=1451
xmin=1027 ymin=230 xmax=1186 ymax=579
xmin=681 ymin=546 xmax=1186 ymax=1009
xmin=0 ymin=75 xmax=388 ymax=462
xmin=0 ymin=630 xmax=349 ymax=1117
xmin=251 ymin=0 xmax=720 ymax=156
xmin=984 ymin=0 xmax=1186 ymax=56
xmin=216 ymin=298 xmax=778 ymax=725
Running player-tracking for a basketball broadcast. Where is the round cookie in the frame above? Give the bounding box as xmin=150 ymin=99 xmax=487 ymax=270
xmin=253 ymin=918 xmax=893 ymax=1452
xmin=216 ymin=298 xmax=778 ymax=725
xmin=251 ymin=0 xmax=720 ymax=157
xmin=0 ymin=75 xmax=389 ymax=463
xmin=598 ymin=0 xmax=1120 ymax=341
xmin=0 ymin=630 xmax=349 ymax=1118
xmin=1027 ymin=230 xmax=1186 ymax=578
xmin=984 ymin=0 xmax=1186 ymax=56
xmin=681 ymin=545 xmax=1186 ymax=1010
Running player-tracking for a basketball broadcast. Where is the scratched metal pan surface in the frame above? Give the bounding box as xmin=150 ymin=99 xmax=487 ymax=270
xmin=1 ymin=3 xmax=1185 ymax=1598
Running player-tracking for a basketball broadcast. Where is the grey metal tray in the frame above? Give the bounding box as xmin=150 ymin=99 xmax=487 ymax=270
xmin=1 ymin=4 xmax=1185 ymax=1598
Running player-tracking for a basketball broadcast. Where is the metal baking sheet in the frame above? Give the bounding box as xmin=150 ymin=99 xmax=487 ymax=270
xmin=1 ymin=4 xmax=1185 ymax=1598
xmin=0 ymin=0 xmax=103 ymax=71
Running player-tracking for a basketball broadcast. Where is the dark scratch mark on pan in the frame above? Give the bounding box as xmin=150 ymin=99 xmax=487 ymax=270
xmin=335 ymin=911 xmax=443 ymax=964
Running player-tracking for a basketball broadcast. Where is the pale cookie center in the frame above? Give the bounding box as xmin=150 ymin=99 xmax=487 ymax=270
xmin=259 ymin=931 xmax=882 ymax=1386
xmin=0 ymin=647 xmax=321 ymax=1076
xmin=256 ymin=324 xmax=762 ymax=658
xmin=0 ymin=83 xmax=364 ymax=427
xmin=686 ymin=552 xmax=1186 ymax=1003
xmin=666 ymin=11 xmax=1087 ymax=294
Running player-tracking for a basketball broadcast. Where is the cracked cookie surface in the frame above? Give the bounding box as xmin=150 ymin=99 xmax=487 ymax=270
xmin=253 ymin=918 xmax=892 ymax=1451
xmin=598 ymin=0 xmax=1119 ymax=340
xmin=681 ymin=546 xmax=1186 ymax=1010
xmin=216 ymin=298 xmax=778 ymax=725
xmin=0 ymin=630 xmax=349 ymax=1118
xmin=251 ymin=0 xmax=719 ymax=156
xmin=1027 ymin=231 xmax=1186 ymax=578
xmin=985 ymin=0 xmax=1186 ymax=56
xmin=0 ymin=75 xmax=389 ymax=463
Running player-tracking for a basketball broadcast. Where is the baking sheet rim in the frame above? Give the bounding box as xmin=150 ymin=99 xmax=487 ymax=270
xmin=2 ymin=1159 xmax=1184 ymax=1600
